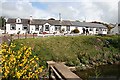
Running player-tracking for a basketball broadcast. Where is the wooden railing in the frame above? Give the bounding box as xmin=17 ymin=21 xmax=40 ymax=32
xmin=47 ymin=61 xmax=82 ymax=80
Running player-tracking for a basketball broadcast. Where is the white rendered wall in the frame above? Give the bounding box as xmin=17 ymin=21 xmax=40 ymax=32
xmin=43 ymin=23 xmax=51 ymax=33
xmin=30 ymin=25 xmax=35 ymax=34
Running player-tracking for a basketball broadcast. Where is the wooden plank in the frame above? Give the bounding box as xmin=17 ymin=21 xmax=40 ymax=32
xmin=54 ymin=63 xmax=82 ymax=80
xmin=50 ymin=66 xmax=63 ymax=80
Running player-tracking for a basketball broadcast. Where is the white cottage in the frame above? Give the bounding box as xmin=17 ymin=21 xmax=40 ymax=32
xmin=29 ymin=19 xmax=71 ymax=34
xmin=5 ymin=17 xmax=108 ymax=35
xmin=70 ymin=21 xmax=108 ymax=35
xmin=6 ymin=18 xmax=29 ymax=34
xmin=110 ymin=24 xmax=120 ymax=35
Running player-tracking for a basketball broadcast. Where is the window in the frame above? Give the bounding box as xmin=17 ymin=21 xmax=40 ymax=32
xmin=23 ymin=27 xmax=27 ymax=30
xmin=104 ymin=29 xmax=107 ymax=31
xmin=16 ymin=18 xmax=21 ymax=23
xmin=55 ymin=26 xmax=61 ymax=31
xmin=89 ymin=28 xmax=93 ymax=31
xmin=10 ymin=24 xmax=16 ymax=30
xmin=35 ymin=25 xmax=39 ymax=31
xmin=18 ymin=20 xmax=20 ymax=22
xmin=100 ymin=29 xmax=102 ymax=31
xmin=23 ymin=24 xmax=28 ymax=30
xmin=66 ymin=26 xmax=70 ymax=31
xmin=45 ymin=25 xmax=49 ymax=31
xmin=96 ymin=28 xmax=99 ymax=31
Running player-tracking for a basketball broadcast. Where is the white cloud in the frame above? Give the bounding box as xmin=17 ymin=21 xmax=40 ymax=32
xmin=1 ymin=1 xmax=51 ymax=19
xmin=2 ymin=2 xmax=32 ymax=18
xmin=118 ymin=1 xmax=120 ymax=23
xmin=0 ymin=1 xmax=2 ymax=16
xmin=93 ymin=2 xmax=118 ymax=23
xmin=1 ymin=0 xmax=119 ymax=23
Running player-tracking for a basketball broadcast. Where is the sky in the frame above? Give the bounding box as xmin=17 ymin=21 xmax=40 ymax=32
xmin=0 ymin=0 xmax=119 ymax=23
xmin=118 ymin=1 xmax=120 ymax=23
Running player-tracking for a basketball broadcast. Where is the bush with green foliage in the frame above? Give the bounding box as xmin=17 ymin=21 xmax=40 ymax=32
xmin=71 ymin=29 xmax=80 ymax=33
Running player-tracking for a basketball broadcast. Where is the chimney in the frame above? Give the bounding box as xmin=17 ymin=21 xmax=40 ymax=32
xmin=4 ymin=18 xmax=8 ymax=22
xmin=59 ymin=13 xmax=61 ymax=21
xmin=30 ymin=16 xmax=33 ymax=21
xmin=29 ymin=16 xmax=33 ymax=24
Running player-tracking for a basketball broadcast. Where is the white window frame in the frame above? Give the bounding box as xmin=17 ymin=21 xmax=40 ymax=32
xmin=55 ymin=26 xmax=61 ymax=31
xmin=35 ymin=25 xmax=39 ymax=31
xmin=89 ymin=28 xmax=93 ymax=31
xmin=45 ymin=25 xmax=49 ymax=31
xmin=22 ymin=24 xmax=28 ymax=30
xmin=66 ymin=26 xmax=70 ymax=31
xmin=10 ymin=24 xmax=16 ymax=30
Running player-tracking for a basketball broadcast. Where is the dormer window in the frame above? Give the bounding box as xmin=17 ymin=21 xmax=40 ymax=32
xmin=16 ymin=18 xmax=21 ymax=23
xmin=17 ymin=19 xmax=20 ymax=23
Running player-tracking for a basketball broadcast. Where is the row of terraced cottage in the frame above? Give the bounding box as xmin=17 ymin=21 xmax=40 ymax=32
xmin=5 ymin=17 xmax=108 ymax=35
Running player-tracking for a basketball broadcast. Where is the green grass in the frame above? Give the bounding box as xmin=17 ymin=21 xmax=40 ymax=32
xmin=13 ymin=35 xmax=120 ymax=66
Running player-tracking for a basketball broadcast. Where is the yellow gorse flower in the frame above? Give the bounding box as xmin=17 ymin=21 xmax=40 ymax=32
xmin=1 ymin=42 xmax=44 ymax=79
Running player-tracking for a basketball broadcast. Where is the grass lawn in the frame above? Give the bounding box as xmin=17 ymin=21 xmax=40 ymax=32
xmin=13 ymin=35 xmax=120 ymax=66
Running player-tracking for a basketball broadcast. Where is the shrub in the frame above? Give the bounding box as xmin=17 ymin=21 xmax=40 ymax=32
xmin=1 ymin=42 xmax=44 ymax=79
xmin=71 ymin=29 xmax=80 ymax=33
xmin=60 ymin=28 xmax=65 ymax=33
xmin=65 ymin=61 xmax=75 ymax=66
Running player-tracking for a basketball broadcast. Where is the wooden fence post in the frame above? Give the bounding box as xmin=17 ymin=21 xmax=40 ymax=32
xmin=25 ymin=33 xmax=27 ymax=39
xmin=17 ymin=31 xmax=20 ymax=39
xmin=33 ymin=33 xmax=34 ymax=38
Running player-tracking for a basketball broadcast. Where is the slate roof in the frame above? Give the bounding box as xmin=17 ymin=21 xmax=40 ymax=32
xmin=61 ymin=20 xmax=72 ymax=26
xmin=30 ymin=19 xmax=71 ymax=26
xmin=7 ymin=18 xmax=16 ymax=23
xmin=30 ymin=19 xmax=46 ymax=25
xmin=47 ymin=20 xmax=61 ymax=25
xmin=7 ymin=18 xmax=72 ymax=26
xmin=71 ymin=21 xmax=107 ymax=28
xmin=7 ymin=18 xmax=29 ymax=24
xmin=6 ymin=18 xmax=107 ymax=28
xmin=21 ymin=19 xmax=30 ymax=24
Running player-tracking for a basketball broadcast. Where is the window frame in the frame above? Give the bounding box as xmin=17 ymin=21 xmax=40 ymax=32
xmin=45 ymin=25 xmax=49 ymax=31
xmin=35 ymin=25 xmax=39 ymax=31
xmin=55 ymin=25 xmax=61 ymax=31
xmin=10 ymin=24 xmax=16 ymax=30
xmin=96 ymin=28 xmax=99 ymax=31
xmin=89 ymin=28 xmax=93 ymax=31
xmin=66 ymin=26 xmax=70 ymax=31
xmin=22 ymin=24 xmax=28 ymax=30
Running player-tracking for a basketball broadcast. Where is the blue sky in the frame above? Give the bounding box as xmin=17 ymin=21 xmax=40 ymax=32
xmin=0 ymin=0 xmax=119 ymax=23
xmin=31 ymin=2 xmax=48 ymax=10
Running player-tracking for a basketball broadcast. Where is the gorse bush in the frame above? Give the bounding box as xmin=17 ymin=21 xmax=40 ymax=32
xmin=1 ymin=42 xmax=44 ymax=79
